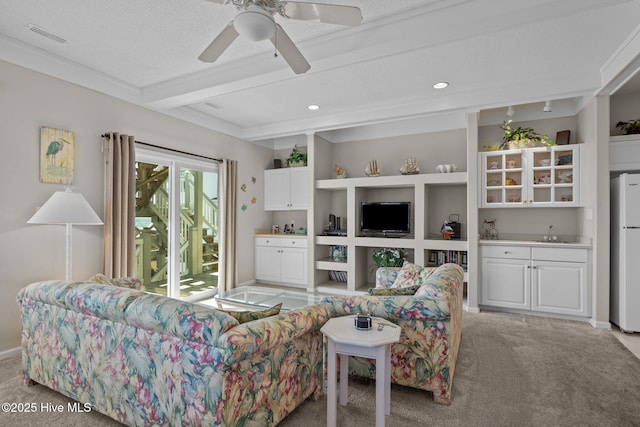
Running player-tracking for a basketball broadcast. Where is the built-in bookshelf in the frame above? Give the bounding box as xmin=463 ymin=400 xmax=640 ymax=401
xmin=311 ymin=169 xmax=469 ymax=293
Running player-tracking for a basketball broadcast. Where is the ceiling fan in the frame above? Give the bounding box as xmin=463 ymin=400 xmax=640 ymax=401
xmin=198 ymin=0 xmax=362 ymax=74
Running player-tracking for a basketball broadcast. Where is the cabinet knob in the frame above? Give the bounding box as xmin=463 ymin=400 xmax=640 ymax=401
xmin=504 ymin=251 xmax=511 ymax=254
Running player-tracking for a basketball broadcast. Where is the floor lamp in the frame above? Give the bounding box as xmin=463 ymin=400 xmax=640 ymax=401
xmin=27 ymin=187 xmax=103 ymax=280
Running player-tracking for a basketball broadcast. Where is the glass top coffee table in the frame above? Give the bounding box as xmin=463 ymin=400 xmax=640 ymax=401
xmin=212 ymin=286 xmax=328 ymax=311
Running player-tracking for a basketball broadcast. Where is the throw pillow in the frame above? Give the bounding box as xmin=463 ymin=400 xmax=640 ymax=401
xmin=223 ymin=303 xmax=283 ymax=324
xmin=368 ymin=285 xmax=421 ymax=296
xmin=391 ymin=261 xmax=423 ymax=288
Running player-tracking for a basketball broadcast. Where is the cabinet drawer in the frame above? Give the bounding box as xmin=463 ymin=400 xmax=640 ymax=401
xmin=531 ymin=247 xmax=587 ymax=263
xmin=255 ymin=237 xmax=308 ymax=248
xmin=481 ymin=245 xmax=530 ymax=259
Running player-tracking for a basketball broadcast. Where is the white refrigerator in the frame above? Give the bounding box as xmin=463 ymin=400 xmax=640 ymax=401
xmin=611 ymin=173 xmax=640 ymax=333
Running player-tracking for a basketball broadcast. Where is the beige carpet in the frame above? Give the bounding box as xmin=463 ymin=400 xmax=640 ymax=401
xmin=2 ymin=311 xmax=640 ymax=427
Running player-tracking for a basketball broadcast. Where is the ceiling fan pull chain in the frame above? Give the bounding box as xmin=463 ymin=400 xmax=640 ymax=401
xmin=273 ymin=21 xmax=278 ymax=58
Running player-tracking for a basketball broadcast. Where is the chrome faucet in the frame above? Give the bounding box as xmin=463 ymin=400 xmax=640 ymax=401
xmin=546 ymin=225 xmax=555 ymax=241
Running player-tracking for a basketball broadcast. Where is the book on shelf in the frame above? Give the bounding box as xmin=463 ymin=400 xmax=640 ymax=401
xmin=328 ymin=270 xmax=348 ymax=283
xmin=427 ymin=250 xmax=467 ymax=270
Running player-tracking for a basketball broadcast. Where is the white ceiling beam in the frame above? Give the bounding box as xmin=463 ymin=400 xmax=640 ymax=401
xmin=142 ymin=0 xmax=624 ymax=112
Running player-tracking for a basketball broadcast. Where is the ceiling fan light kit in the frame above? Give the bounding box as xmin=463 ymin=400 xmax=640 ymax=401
xmin=234 ymin=5 xmax=275 ymax=41
xmin=199 ymin=0 xmax=362 ymax=74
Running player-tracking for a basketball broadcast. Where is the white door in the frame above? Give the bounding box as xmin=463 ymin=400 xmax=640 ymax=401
xmin=280 ymin=247 xmax=308 ymax=285
xmin=264 ymin=169 xmax=291 ymax=210
xmin=532 ymin=261 xmax=588 ymax=316
xmin=621 ymin=228 xmax=640 ymax=331
xmin=622 ymin=173 xmax=640 ymax=227
xmin=481 ymin=258 xmax=530 ymax=309
xmin=289 ymin=167 xmax=309 ymax=209
xmin=255 ymin=246 xmax=281 ymax=282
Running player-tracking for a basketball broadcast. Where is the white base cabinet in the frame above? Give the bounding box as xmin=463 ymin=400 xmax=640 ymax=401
xmin=481 ymin=245 xmax=590 ymax=317
xmin=255 ymin=237 xmax=308 ymax=286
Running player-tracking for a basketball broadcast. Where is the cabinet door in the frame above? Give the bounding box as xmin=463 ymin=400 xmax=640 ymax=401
xmin=280 ymin=247 xmax=308 ymax=285
xmin=527 ymin=146 xmax=580 ymax=207
xmin=289 ymin=167 xmax=309 ymax=209
xmin=255 ymin=246 xmax=281 ymax=282
xmin=481 ymin=257 xmax=530 ymax=309
xmin=264 ymin=169 xmax=291 ymax=210
xmin=531 ymin=260 xmax=589 ymax=316
xmin=480 ymin=150 xmax=527 ymax=208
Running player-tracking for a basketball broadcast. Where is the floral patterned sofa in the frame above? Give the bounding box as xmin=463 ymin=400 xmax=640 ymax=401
xmin=17 ymin=280 xmax=331 ymax=426
xmin=322 ymin=262 xmax=464 ymax=405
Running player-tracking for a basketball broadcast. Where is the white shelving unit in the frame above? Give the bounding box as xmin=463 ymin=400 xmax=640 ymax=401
xmin=312 ymin=172 xmax=469 ymax=293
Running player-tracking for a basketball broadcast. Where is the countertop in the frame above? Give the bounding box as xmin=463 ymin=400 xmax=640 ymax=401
xmin=255 ymin=233 xmax=307 ymax=238
xmin=479 ymin=234 xmax=592 ymax=249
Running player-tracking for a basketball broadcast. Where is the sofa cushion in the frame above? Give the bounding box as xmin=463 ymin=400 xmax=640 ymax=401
xmin=415 ymin=263 xmax=464 ymax=299
xmin=368 ymin=285 xmax=421 ymax=296
xmin=87 ymin=273 xmax=142 ymax=290
xmin=391 ymin=261 xmax=423 ymax=288
xmin=222 ymin=303 xmax=283 ymax=324
xmin=125 ymin=294 xmax=239 ymax=345
xmin=17 ymin=280 xmax=83 ymax=308
xmin=64 ymin=283 xmax=146 ymax=323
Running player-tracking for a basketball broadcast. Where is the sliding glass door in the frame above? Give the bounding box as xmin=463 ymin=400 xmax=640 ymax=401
xmin=135 ymin=147 xmax=219 ymax=300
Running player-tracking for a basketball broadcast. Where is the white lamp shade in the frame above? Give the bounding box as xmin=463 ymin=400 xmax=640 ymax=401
xmin=28 ymin=189 xmax=103 ymax=225
xmin=234 ymin=6 xmax=275 ymax=41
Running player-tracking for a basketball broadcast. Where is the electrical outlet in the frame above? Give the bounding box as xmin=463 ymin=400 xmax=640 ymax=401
xmin=585 ymin=208 xmax=593 ymax=220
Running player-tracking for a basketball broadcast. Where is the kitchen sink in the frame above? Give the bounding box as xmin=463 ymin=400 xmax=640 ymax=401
xmin=534 ymin=239 xmax=571 ymax=244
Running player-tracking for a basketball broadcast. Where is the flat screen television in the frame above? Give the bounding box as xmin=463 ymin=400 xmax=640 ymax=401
xmin=360 ymin=202 xmax=411 ymax=235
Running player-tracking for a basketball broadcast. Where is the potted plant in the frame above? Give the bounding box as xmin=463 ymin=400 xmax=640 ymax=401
xmin=499 ymin=120 xmax=554 ymax=150
xmin=286 ymin=145 xmax=307 ymax=167
xmin=372 ymin=248 xmax=407 ymax=268
xmin=616 ymin=120 xmax=640 ymax=135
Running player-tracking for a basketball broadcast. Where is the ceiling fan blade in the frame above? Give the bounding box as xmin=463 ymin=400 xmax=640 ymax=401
xmin=270 ymin=24 xmax=310 ymax=74
xmin=198 ymin=22 xmax=239 ymax=63
xmin=280 ymin=2 xmax=362 ymax=26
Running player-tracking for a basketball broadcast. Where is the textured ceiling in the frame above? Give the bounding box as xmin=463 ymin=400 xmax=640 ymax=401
xmin=1 ymin=0 xmax=640 ymax=145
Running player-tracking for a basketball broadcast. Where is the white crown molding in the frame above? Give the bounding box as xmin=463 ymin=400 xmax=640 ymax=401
xmin=0 ymin=0 xmax=633 ymax=145
xmin=600 ymin=22 xmax=640 ymax=95
xmin=0 ymin=34 xmax=141 ymax=103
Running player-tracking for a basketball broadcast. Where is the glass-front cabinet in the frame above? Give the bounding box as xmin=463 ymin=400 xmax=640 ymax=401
xmin=480 ymin=145 xmax=581 ymax=208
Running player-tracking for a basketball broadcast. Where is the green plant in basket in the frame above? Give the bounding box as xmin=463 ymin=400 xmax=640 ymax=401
xmin=286 ymin=145 xmax=307 ymax=167
xmin=499 ymin=120 xmax=554 ymax=150
xmin=372 ymin=248 xmax=407 ymax=267
xmin=616 ymin=120 xmax=640 ymax=135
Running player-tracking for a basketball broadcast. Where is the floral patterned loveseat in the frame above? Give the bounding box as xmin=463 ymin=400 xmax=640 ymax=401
xmin=322 ymin=262 xmax=464 ymax=405
xmin=17 ymin=280 xmax=331 ymax=426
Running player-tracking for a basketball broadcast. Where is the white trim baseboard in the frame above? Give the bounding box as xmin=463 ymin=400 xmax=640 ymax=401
xmin=0 ymin=347 xmax=21 ymax=361
xmin=590 ymin=319 xmax=612 ymax=329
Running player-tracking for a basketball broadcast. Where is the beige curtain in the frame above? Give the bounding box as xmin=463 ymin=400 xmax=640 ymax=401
xmin=103 ymin=132 xmax=136 ymax=277
xmin=218 ymin=159 xmax=237 ymax=293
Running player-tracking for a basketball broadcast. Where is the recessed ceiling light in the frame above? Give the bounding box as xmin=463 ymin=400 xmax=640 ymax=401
xmin=433 ymin=82 xmax=449 ymax=89
xmin=307 ymin=104 xmax=320 ymax=110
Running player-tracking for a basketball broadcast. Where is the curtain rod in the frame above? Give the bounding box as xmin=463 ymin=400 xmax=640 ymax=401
xmin=101 ymin=134 xmax=223 ymax=163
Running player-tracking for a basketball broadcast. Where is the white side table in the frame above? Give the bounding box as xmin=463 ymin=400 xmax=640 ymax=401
xmin=321 ymin=315 xmax=401 ymax=427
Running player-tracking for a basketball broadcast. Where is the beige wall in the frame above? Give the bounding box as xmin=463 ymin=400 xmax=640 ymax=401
xmin=0 ymin=60 xmax=273 ymax=353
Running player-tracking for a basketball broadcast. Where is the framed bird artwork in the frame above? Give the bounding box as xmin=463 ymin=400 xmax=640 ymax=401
xmin=40 ymin=127 xmax=75 ymax=184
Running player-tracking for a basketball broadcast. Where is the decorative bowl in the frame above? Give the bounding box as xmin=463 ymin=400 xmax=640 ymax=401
xmin=539 ymin=159 xmax=559 ymax=167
